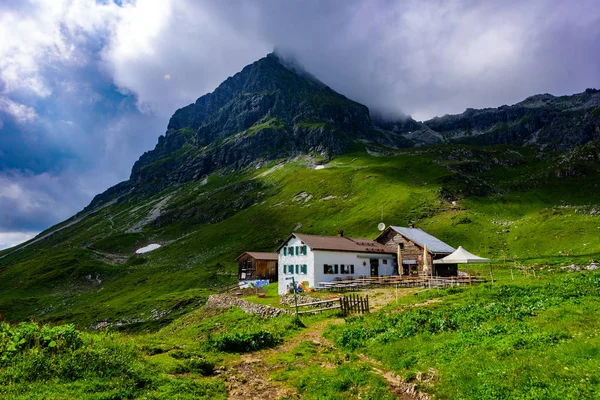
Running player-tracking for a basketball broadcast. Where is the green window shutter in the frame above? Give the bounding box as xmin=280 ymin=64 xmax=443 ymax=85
xmin=302 ymin=245 xmax=307 ymax=255
xmin=283 ymin=265 xmax=287 ymax=274
xmin=295 ymin=264 xmax=299 ymax=274
xmin=334 ymin=264 xmax=339 ymax=274
xmin=296 ymin=246 xmax=300 ymax=255
xmin=350 ymin=264 xmax=354 ymax=274
xmin=302 ymin=264 xmax=307 ymax=274
xmin=283 ymin=247 xmax=287 ymax=256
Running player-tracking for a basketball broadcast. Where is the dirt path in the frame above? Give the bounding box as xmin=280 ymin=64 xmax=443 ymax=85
xmin=222 ymin=288 xmax=433 ymax=399
xmin=223 ymin=318 xmax=343 ymax=399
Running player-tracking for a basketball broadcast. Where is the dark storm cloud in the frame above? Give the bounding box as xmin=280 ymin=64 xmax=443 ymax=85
xmin=107 ymin=0 xmax=599 ymax=120
xmin=1 ymin=0 xmax=599 ymax=249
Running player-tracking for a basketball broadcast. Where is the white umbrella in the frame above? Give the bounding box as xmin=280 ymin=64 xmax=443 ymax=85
xmin=397 ymin=245 xmax=403 ymax=275
xmin=422 ymin=244 xmax=431 ymax=276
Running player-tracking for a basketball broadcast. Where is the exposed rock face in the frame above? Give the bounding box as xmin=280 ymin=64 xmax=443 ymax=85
xmin=373 ymin=89 xmax=600 ymax=150
xmin=401 ymin=89 xmax=600 ymax=149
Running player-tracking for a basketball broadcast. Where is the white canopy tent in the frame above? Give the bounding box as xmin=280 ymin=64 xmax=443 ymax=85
xmin=433 ymin=246 xmax=491 ymax=264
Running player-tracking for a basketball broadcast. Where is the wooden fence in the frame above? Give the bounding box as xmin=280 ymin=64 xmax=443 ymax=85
xmin=318 ymin=275 xmax=487 ymax=291
xmin=289 ymin=294 xmax=369 ymax=315
xmin=340 ymin=293 xmax=369 ymax=315
xmin=214 ymin=282 xmax=241 ymax=293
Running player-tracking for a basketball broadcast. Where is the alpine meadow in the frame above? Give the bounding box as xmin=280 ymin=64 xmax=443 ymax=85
xmin=2 ymin=49 xmax=600 ymax=399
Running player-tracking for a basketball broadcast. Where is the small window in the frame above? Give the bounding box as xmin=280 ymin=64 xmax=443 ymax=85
xmin=324 ymin=264 xmax=334 ymax=274
xmin=399 ymin=243 xmax=405 ymax=249
xmin=383 ymin=259 xmax=388 ymax=265
xmin=289 ymin=246 xmax=294 ymax=256
xmin=341 ymin=264 xmax=349 ymax=274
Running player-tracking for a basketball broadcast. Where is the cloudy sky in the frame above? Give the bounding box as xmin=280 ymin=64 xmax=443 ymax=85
xmin=1 ymin=0 xmax=599 ymax=250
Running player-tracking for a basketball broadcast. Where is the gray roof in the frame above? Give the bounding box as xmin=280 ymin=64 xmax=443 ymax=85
xmin=390 ymin=226 xmax=455 ymax=254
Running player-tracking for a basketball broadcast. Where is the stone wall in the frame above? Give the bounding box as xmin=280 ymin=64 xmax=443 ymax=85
xmin=205 ymin=294 xmax=288 ymax=318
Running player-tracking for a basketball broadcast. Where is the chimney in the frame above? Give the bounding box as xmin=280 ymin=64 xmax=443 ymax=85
xmin=408 ymin=223 xmax=415 ymax=229
xmin=337 ymin=230 xmax=344 ymax=237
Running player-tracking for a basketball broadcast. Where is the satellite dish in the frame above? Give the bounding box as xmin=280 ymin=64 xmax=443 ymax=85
xmin=377 ymin=222 xmax=386 ymax=231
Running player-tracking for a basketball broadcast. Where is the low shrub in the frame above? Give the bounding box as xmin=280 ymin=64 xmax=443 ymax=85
xmin=0 ymin=322 xmax=153 ymax=391
xmin=209 ymin=330 xmax=281 ymax=353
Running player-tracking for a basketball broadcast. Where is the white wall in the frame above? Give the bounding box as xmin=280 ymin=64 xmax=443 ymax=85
xmin=278 ymin=236 xmax=314 ymax=295
xmin=313 ymin=251 xmax=369 ymax=285
xmin=378 ymin=258 xmax=396 ymax=276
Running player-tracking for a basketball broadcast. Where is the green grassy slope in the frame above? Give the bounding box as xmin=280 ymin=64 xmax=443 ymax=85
xmin=1 ymin=144 xmax=599 ymax=327
xmin=328 ymin=269 xmax=600 ymax=399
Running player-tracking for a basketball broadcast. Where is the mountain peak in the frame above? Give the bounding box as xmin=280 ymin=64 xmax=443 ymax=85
xmin=87 ymin=53 xmax=381 ymax=208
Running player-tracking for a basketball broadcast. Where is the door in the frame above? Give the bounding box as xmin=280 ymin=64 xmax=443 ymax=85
xmin=370 ymin=258 xmax=379 ymax=277
xmin=402 ymin=263 xmax=409 ymax=275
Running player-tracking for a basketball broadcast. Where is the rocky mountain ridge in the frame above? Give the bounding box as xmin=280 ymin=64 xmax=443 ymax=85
xmin=387 ymin=88 xmax=600 ymax=150
xmin=87 ymin=53 xmax=600 ymax=209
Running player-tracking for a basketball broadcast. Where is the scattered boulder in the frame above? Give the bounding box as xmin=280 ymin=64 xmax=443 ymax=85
xmin=293 ymin=191 xmax=312 ymax=203
xmin=586 ymin=262 xmax=599 ymax=271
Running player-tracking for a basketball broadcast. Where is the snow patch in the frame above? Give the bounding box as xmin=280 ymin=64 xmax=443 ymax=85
xmin=136 ymin=244 xmax=162 ymax=254
xmin=314 ymin=165 xmax=325 ymax=170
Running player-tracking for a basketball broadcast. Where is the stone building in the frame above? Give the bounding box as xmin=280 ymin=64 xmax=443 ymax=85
xmin=375 ymin=225 xmax=456 ymax=276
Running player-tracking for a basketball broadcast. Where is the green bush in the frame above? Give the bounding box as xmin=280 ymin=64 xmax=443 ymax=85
xmin=167 ymin=351 xmax=215 ymax=375
xmin=0 ymin=322 xmax=83 ymax=365
xmin=0 ymin=322 xmax=153 ymax=391
xmin=209 ymin=330 xmax=281 ymax=353
xmin=184 ymin=357 xmax=215 ymax=375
